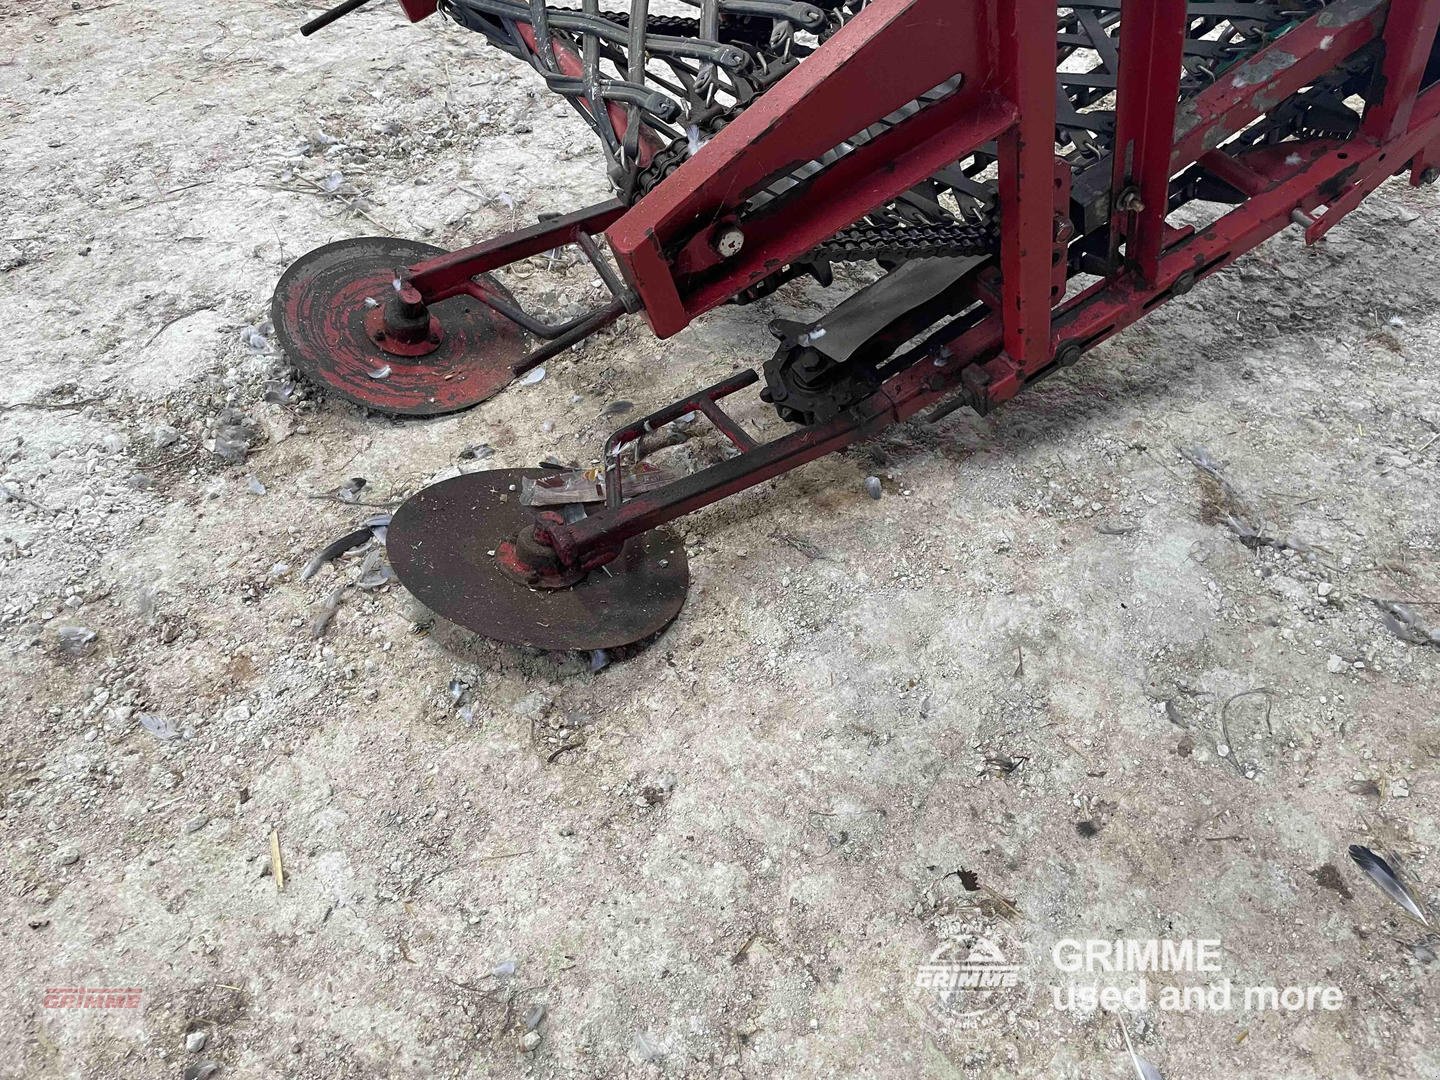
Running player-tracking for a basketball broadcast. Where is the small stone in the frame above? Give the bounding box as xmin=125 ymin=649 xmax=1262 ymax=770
xmin=54 ymin=625 xmax=98 ymax=657
xmin=183 ymin=815 xmax=210 ymax=834
xmin=521 ymin=1030 xmax=541 ymax=1052
xmin=1316 ymin=582 xmax=1333 ymax=597
xmin=1391 ymin=779 xmax=1411 ymax=798
xmin=863 ymin=476 xmax=882 ymax=500
xmin=186 ymin=1030 xmax=209 ymax=1053
xmin=54 ymin=847 xmax=80 ymax=868
xmin=511 ymin=692 xmax=551 ymax=720
xmin=1326 ymin=654 xmax=1345 ymax=674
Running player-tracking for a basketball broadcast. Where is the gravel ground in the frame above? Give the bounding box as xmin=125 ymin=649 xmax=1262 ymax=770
xmin=2 ymin=3 xmax=1439 ymax=1078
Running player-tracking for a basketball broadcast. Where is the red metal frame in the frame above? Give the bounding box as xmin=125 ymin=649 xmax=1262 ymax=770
xmin=404 ymin=201 xmax=626 ymax=303
xmin=1361 ymin=0 xmax=1440 ymax=140
xmin=370 ymin=0 xmax=1440 ymax=580
xmin=1168 ymin=0 xmax=1387 ymax=171
xmin=398 ymin=0 xmax=438 ymax=22
xmin=535 ymin=0 xmax=1440 ymax=573
xmin=605 ymin=0 xmax=1011 ymax=336
xmin=994 ymin=0 xmax=1059 ymax=373
xmin=1108 ymin=0 xmax=1188 ymax=286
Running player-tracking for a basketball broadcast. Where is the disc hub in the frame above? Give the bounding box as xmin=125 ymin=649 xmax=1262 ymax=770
xmin=496 ymin=515 xmax=587 ymax=590
xmin=271 ymin=236 xmax=529 ymax=416
xmin=365 ymin=284 xmax=444 ymax=358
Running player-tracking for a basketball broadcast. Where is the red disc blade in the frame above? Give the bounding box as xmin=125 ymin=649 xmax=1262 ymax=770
xmin=272 ymin=236 xmax=530 ymax=417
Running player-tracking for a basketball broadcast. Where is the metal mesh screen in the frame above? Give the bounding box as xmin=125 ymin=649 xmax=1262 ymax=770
xmin=437 ymin=1 xmax=869 ymax=199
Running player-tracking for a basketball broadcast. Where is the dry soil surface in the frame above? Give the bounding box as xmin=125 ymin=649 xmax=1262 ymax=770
xmin=2 ymin=3 xmax=1440 ymax=1078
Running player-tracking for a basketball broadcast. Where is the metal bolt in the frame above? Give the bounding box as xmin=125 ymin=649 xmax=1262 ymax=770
xmin=396 ymin=285 xmax=427 ymax=319
xmin=1116 ymin=187 xmax=1145 ymax=214
xmin=1290 ymin=208 xmax=1317 ymax=229
xmin=712 ymin=225 xmax=745 ymax=259
xmin=1056 ymin=343 xmax=1082 ymax=368
xmin=1171 ymin=271 xmax=1196 ymax=296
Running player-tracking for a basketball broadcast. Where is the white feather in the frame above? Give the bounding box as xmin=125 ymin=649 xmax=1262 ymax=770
xmin=1117 ymin=1014 xmax=1164 ymax=1080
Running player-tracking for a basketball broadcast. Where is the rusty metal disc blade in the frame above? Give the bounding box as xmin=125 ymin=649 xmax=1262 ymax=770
xmin=387 ymin=469 xmax=689 ymax=651
xmin=271 ymin=236 xmax=529 ymax=417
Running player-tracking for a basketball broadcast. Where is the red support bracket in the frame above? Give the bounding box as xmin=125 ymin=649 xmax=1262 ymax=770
xmin=1361 ymin=0 xmax=1440 ymax=141
xmin=1169 ymin=0 xmax=1386 ymax=172
xmin=1108 ymin=0 xmax=1189 ymax=286
xmin=995 ymin=0 xmax=1059 ymax=375
xmin=600 ymin=371 xmax=760 ymax=511
xmin=403 ymin=201 xmax=627 ymax=303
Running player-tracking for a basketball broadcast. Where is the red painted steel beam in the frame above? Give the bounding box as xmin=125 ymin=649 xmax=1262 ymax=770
xmin=1108 ymin=0 xmax=1189 ymax=285
xmin=1303 ymin=158 xmax=1395 ymax=242
xmin=403 ymin=201 xmax=626 ymax=303
xmin=606 ymin=0 xmax=995 ymax=338
xmin=1050 ymin=85 xmax=1440 ymax=382
xmin=1170 ymin=0 xmax=1387 ymax=171
xmin=677 ymin=92 xmax=1017 ymax=321
xmin=1361 ymin=0 xmax=1440 ymax=141
xmin=547 ymin=347 xmax=983 ymax=570
xmin=995 ymin=0 xmax=1058 ymax=374
xmin=1196 ymin=149 xmax=1270 ymax=198
xmin=544 ymin=81 xmax=1440 ymax=571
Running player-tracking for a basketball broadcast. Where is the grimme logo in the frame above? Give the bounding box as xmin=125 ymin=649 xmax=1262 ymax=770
xmin=914 ymin=930 xmax=1024 ymax=1026
xmin=41 ymin=987 xmax=143 ymax=1009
